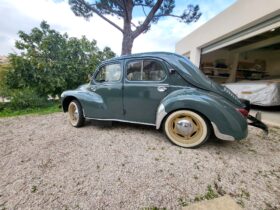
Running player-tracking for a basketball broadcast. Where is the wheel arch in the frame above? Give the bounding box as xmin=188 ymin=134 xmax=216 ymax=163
xmin=161 ymin=107 xmax=212 ymax=131
xmin=62 ymin=96 xmax=79 ymax=112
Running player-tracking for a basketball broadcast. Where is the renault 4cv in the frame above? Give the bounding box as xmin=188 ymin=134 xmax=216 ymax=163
xmin=61 ymin=52 xmax=267 ymax=148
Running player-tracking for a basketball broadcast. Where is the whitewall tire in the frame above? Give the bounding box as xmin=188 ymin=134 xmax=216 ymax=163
xmin=68 ymin=100 xmax=85 ymax=127
xmin=164 ymin=110 xmax=210 ymax=148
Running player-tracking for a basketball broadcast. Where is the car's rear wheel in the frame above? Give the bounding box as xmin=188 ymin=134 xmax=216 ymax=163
xmin=68 ymin=100 xmax=85 ymax=127
xmin=164 ymin=110 xmax=210 ymax=148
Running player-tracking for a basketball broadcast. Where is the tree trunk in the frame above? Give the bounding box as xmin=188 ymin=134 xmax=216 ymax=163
xmin=121 ymin=4 xmax=134 ymax=56
xmin=121 ymin=33 xmax=134 ymax=55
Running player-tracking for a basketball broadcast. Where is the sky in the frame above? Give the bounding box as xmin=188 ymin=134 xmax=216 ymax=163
xmin=0 ymin=0 xmax=236 ymax=56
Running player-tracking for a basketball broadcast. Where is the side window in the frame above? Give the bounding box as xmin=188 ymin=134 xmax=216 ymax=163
xmin=95 ymin=63 xmax=121 ymax=82
xmin=127 ymin=61 xmax=142 ymax=81
xmin=143 ymin=60 xmax=166 ymax=81
xmin=126 ymin=60 xmax=166 ymax=81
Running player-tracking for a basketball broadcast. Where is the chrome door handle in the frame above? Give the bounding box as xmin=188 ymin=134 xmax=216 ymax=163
xmin=90 ymin=87 xmax=96 ymax=92
xmin=157 ymin=86 xmax=167 ymax=92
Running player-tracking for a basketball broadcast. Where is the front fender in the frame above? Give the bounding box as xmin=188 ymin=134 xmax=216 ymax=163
xmin=156 ymin=88 xmax=248 ymax=141
xmin=61 ymin=86 xmax=104 ymax=116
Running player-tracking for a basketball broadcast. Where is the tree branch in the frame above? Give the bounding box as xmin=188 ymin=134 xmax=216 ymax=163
xmin=141 ymin=5 xmax=147 ymax=17
xmin=92 ymin=8 xmax=124 ymax=33
xmin=154 ymin=14 xmax=181 ymax=18
xmin=115 ymin=0 xmax=125 ymax=9
xmin=76 ymin=0 xmax=124 ymax=33
xmin=130 ymin=21 xmax=137 ymax=28
xmin=133 ymin=0 xmax=163 ymax=38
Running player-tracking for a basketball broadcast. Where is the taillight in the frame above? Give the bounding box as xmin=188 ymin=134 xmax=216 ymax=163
xmin=237 ymin=108 xmax=249 ymax=117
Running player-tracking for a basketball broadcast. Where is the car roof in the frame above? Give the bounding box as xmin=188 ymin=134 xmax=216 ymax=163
xmin=102 ymin=52 xmax=180 ymax=64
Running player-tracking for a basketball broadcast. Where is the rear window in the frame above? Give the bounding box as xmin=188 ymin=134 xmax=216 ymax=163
xmin=127 ymin=60 xmax=166 ymax=81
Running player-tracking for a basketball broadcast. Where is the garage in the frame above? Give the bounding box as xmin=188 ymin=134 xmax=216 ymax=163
xmin=176 ymin=0 xmax=280 ymax=107
xmin=200 ymin=26 xmax=280 ymax=107
xmin=176 ymin=0 xmax=280 ymax=125
xmin=200 ymin=27 xmax=280 ymax=84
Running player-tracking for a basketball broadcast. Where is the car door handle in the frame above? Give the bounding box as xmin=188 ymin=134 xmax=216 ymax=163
xmin=157 ymin=86 xmax=168 ymax=92
xmin=90 ymin=87 xmax=96 ymax=92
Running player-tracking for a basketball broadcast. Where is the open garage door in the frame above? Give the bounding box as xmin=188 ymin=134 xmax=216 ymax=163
xmin=201 ymin=14 xmax=280 ymax=55
xmin=200 ymin=27 xmax=280 ymax=84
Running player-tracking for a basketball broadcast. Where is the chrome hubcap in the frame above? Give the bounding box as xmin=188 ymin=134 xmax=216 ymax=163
xmin=74 ymin=109 xmax=79 ymax=120
xmin=175 ymin=119 xmax=194 ymax=136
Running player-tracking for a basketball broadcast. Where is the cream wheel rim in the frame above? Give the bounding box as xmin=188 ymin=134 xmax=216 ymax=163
xmin=68 ymin=102 xmax=79 ymax=126
xmin=165 ymin=110 xmax=207 ymax=147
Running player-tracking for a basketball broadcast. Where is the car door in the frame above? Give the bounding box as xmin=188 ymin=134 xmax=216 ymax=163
xmin=123 ymin=58 xmax=169 ymax=124
xmin=86 ymin=62 xmax=124 ymax=120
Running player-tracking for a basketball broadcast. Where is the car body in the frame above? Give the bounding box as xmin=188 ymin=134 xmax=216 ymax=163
xmin=61 ymin=52 xmax=267 ymax=148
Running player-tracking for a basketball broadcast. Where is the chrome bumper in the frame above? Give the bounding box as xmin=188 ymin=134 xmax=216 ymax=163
xmin=247 ymin=114 xmax=268 ymax=134
xmin=240 ymin=98 xmax=268 ymax=134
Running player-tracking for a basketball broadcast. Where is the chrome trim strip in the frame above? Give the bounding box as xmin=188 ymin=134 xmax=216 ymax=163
xmin=211 ymin=122 xmax=235 ymax=141
xmin=85 ymin=117 xmax=156 ymax=126
xmin=123 ymin=83 xmax=169 ymax=87
xmin=156 ymin=104 xmax=167 ymax=129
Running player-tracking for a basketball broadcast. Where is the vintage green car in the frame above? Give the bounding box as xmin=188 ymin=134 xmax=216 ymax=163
xmin=61 ymin=52 xmax=267 ymax=148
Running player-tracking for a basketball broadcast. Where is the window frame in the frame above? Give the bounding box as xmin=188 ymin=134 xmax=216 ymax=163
xmin=92 ymin=62 xmax=123 ymax=84
xmin=125 ymin=58 xmax=168 ymax=83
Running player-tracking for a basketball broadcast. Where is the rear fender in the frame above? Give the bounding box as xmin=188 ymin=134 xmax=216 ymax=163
xmin=156 ymin=88 xmax=248 ymax=141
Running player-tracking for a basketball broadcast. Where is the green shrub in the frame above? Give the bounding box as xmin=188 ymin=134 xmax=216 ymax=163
xmin=0 ymin=62 xmax=11 ymax=99
xmin=5 ymin=21 xmax=115 ymax=98
xmin=0 ymin=102 xmax=5 ymax=112
xmin=9 ymin=88 xmax=49 ymax=110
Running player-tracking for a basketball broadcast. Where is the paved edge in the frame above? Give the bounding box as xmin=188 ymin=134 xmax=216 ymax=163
xmin=182 ymin=195 xmax=243 ymax=210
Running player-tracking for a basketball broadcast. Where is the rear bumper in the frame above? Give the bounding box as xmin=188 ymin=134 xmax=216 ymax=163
xmin=247 ymin=115 xmax=269 ymax=134
xmin=240 ymin=99 xmax=268 ymax=134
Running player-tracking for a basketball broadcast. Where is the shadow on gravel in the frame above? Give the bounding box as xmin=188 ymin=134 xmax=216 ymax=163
xmin=85 ymin=119 xmax=157 ymax=131
xmin=83 ymin=119 xmax=239 ymax=149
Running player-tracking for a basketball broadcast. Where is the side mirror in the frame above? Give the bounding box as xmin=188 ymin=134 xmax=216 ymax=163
xmin=169 ymin=68 xmax=176 ymax=74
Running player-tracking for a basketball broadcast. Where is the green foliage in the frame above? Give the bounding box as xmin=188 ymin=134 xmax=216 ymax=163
xmin=194 ymin=185 xmax=219 ymax=202
xmin=0 ymin=100 xmax=60 ymax=118
xmin=69 ymin=0 xmax=201 ymax=54
xmin=0 ymin=62 xmax=9 ymax=81
xmin=5 ymin=21 xmax=116 ymax=97
xmin=9 ymin=88 xmax=49 ymax=110
xmin=178 ymin=197 xmax=188 ymax=207
xmin=69 ymin=0 xmax=201 ymax=27
xmin=0 ymin=62 xmax=11 ymax=99
xmin=31 ymin=185 xmax=38 ymax=193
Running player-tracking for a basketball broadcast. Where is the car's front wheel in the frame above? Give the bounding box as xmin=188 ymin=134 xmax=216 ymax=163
xmin=68 ymin=100 xmax=85 ymax=127
xmin=164 ymin=110 xmax=210 ymax=148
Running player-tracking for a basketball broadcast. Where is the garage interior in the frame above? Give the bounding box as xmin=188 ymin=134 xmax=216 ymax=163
xmin=200 ymin=27 xmax=280 ymax=84
xmin=199 ymin=27 xmax=280 ymax=126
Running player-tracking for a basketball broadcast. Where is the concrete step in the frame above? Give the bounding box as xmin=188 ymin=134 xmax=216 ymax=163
xmin=182 ymin=195 xmax=242 ymax=210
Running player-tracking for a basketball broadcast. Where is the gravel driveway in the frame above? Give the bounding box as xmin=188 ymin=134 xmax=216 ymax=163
xmin=0 ymin=113 xmax=280 ymax=210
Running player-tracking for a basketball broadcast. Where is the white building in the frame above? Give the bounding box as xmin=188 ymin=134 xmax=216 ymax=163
xmin=176 ymin=0 xmax=280 ymax=83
